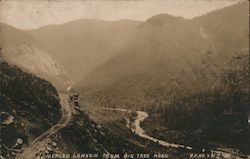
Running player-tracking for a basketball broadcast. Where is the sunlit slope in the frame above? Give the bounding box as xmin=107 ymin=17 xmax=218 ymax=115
xmin=75 ymin=2 xmax=248 ymax=110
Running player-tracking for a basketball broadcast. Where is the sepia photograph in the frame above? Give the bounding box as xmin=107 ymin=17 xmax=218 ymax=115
xmin=0 ymin=0 xmax=249 ymax=159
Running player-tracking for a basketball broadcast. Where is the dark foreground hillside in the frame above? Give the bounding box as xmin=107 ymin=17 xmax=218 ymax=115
xmin=0 ymin=61 xmax=61 ymax=159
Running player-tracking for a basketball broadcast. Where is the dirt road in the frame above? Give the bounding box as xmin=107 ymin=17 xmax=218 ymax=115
xmin=16 ymin=92 xmax=72 ymax=159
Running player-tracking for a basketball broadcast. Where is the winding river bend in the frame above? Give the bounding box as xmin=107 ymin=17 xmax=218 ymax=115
xmin=103 ymin=108 xmax=248 ymax=159
xmin=131 ymin=111 xmax=192 ymax=150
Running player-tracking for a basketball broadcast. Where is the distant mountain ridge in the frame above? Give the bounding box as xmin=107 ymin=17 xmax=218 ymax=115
xmin=146 ymin=13 xmax=185 ymax=25
xmin=74 ymin=1 xmax=249 ymax=110
xmin=0 ymin=1 xmax=248 ymax=90
xmin=28 ymin=19 xmax=140 ymax=81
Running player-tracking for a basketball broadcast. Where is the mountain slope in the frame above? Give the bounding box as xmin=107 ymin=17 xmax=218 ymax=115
xmin=0 ymin=23 xmax=71 ymax=88
xmin=74 ymin=16 xmax=215 ymax=109
xmin=75 ymin=1 xmax=248 ymax=110
xmin=192 ymin=1 xmax=249 ymax=58
xmin=28 ymin=19 xmax=140 ymax=81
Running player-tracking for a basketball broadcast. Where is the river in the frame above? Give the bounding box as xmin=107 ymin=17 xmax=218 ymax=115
xmin=103 ymin=108 xmax=248 ymax=159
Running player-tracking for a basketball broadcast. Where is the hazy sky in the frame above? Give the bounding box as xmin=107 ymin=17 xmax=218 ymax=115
xmin=0 ymin=0 xmax=241 ymax=30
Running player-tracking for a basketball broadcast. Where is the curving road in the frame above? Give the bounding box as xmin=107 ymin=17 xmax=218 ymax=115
xmin=16 ymin=91 xmax=73 ymax=159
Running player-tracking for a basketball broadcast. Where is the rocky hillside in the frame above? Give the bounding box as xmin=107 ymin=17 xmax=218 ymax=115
xmin=0 ymin=23 xmax=72 ymax=88
xmin=0 ymin=61 xmax=61 ymax=159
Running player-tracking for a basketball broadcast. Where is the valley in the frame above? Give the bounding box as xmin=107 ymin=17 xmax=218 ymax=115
xmin=73 ymin=1 xmax=249 ymax=157
xmin=1 ymin=1 xmax=249 ymax=159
